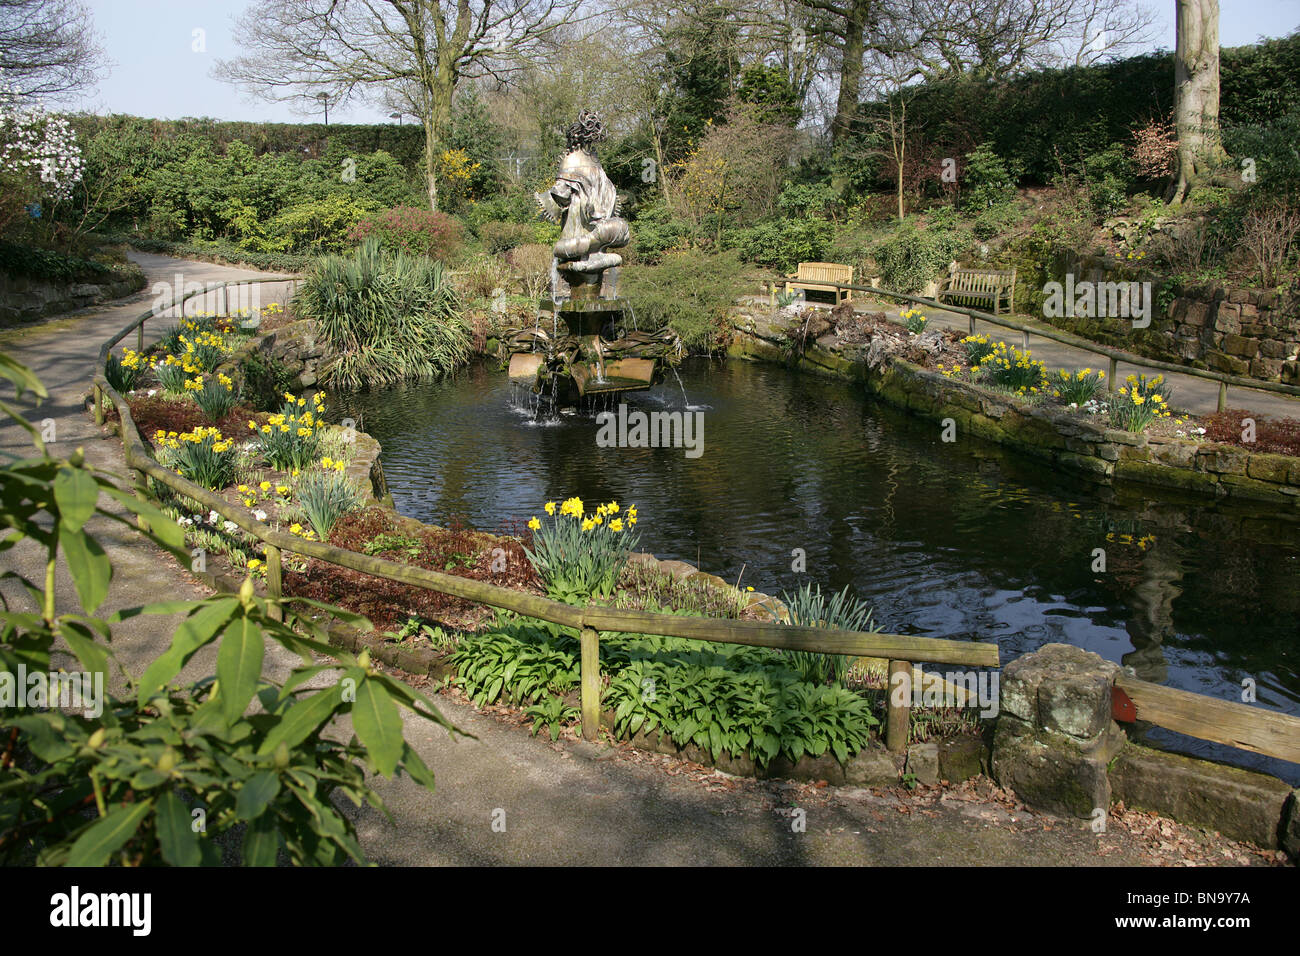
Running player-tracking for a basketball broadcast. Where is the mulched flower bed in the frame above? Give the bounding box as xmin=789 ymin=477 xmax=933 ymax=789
xmin=109 ymin=391 xmax=267 ymax=438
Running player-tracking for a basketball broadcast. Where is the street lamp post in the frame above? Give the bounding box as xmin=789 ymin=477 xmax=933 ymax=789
xmin=317 ymin=92 xmax=330 ymax=127
xmin=389 ymin=111 xmax=402 ymax=125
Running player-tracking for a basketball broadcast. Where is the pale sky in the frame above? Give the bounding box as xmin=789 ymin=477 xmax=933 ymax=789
xmin=72 ymin=0 xmax=1300 ymax=123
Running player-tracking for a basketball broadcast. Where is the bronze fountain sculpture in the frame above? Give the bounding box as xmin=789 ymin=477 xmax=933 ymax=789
xmin=504 ymin=110 xmax=680 ymax=402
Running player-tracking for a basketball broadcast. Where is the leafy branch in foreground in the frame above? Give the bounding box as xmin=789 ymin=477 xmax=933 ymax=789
xmin=0 ymin=351 xmax=461 ymax=865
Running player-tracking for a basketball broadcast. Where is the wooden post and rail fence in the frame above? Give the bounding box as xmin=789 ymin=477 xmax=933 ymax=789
xmin=87 ymin=276 xmax=1300 ymax=770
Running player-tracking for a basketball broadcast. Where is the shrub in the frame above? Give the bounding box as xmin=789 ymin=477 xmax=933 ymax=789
xmin=1202 ymin=408 xmax=1300 ymax=456
xmin=960 ymin=142 xmax=1019 ymax=212
xmin=1080 ymin=142 xmax=1133 ymax=218
xmin=239 ymin=349 xmax=299 ymax=411
xmin=774 ymin=583 xmax=880 ymax=686
xmin=297 ymin=468 xmax=362 ymax=540
xmin=506 ymin=243 xmax=553 ymax=300
xmin=777 ymin=181 xmax=839 ymax=219
xmin=873 ymin=221 xmax=971 ymax=294
xmin=1050 ymin=367 xmax=1106 ymax=405
xmin=974 ymin=341 xmax=1047 ymax=395
xmin=730 ymin=217 xmax=834 ymax=272
xmin=294 ymin=239 xmax=470 ymax=390
xmin=265 ymin=193 xmax=382 ymax=254
xmin=456 ymin=252 xmax=512 ymax=300
xmin=621 ymin=249 xmax=751 ymax=351
xmin=1110 ymin=373 xmax=1173 ymax=432
xmin=478 ymin=220 xmax=535 ymax=254
xmin=523 ymin=498 xmax=640 ymax=604
xmin=154 ymin=426 xmax=237 ymax=489
xmin=252 ymin=393 xmax=325 ymax=472
xmin=627 ymin=202 xmax=691 ymax=263
xmin=348 ymin=205 xmax=464 ymax=261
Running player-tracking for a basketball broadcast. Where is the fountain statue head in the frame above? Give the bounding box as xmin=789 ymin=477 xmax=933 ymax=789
xmin=536 ymin=110 xmax=630 ymax=302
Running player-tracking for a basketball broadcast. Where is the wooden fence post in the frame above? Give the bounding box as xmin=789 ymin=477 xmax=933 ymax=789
xmin=885 ymin=659 xmax=911 ymax=753
xmin=132 ymin=469 xmax=150 ymax=532
xmin=580 ymin=626 xmax=600 ymax=742
xmin=1108 ymin=356 xmax=1117 ymax=394
xmin=137 ymin=323 xmax=144 ymax=353
xmin=968 ymin=315 xmax=975 ymax=336
xmin=92 ymin=384 xmax=104 ymax=425
xmin=265 ymin=544 xmax=283 ymax=621
xmin=1217 ymin=380 xmax=1227 ymax=412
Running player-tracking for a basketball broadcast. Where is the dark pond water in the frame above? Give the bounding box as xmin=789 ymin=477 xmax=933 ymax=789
xmin=331 ymin=357 xmax=1300 ymax=783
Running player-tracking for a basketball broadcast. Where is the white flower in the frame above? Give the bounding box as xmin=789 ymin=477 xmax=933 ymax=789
xmin=147 ymin=389 xmax=157 ymax=397
xmin=208 ymin=510 xmax=220 ymax=525
xmin=223 ymin=520 xmax=237 ymax=532
xmin=252 ymin=509 xmax=267 ymax=521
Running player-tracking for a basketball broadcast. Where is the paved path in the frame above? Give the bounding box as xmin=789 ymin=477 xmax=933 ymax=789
xmin=821 ymin=294 xmax=1300 ymax=420
xmin=0 ymin=253 xmax=1283 ymax=866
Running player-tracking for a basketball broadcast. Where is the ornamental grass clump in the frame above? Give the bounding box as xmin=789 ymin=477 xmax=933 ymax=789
xmin=774 ymin=582 xmax=880 ymax=687
xmin=296 ymin=467 xmax=361 ymax=540
xmin=1110 ymin=373 xmax=1173 ymax=432
xmin=975 ymin=340 xmax=1047 ymax=396
xmin=293 ymin=238 xmax=470 ymax=390
xmin=1051 ymin=367 xmax=1106 ymax=406
xmin=523 ymin=497 xmax=641 ymax=604
xmin=154 ymin=426 xmax=236 ymax=490
xmin=250 ymin=391 xmax=325 ymax=472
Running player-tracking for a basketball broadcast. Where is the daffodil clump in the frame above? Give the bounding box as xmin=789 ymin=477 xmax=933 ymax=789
xmin=188 ymin=371 xmax=239 ymax=421
xmin=1110 ymin=373 xmax=1173 ymax=433
xmin=975 ymin=340 xmax=1047 ymax=396
xmin=1051 ymin=367 xmax=1106 ymax=406
xmin=105 ymin=347 xmax=147 ymax=393
xmin=177 ymin=330 xmax=232 ymax=373
xmin=155 ymin=352 xmax=202 ymax=394
xmin=250 ymin=391 xmax=326 ymax=471
xmin=524 ymin=497 xmax=641 ymax=604
xmin=153 ymin=425 xmax=237 ymax=490
xmin=900 ymin=308 xmax=928 ymax=334
xmin=961 ymin=334 xmax=995 ymax=366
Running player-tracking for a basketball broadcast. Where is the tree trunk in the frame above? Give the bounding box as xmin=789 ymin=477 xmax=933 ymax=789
xmin=1169 ymin=0 xmax=1226 ymax=205
xmin=829 ymin=0 xmax=868 ymax=195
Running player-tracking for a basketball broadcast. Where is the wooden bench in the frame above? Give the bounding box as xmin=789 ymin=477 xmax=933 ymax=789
xmin=937 ymin=265 xmax=1016 ymax=315
xmin=785 ymin=262 xmax=853 ymax=304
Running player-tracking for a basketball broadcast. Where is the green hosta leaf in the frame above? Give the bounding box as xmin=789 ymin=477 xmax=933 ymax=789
xmin=351 ymin=678 xmax=403 ymax=777
xmin=217 ymin=616 xmax=264 ymax=725
xmin=67 ymin=799 xmax=154 ymax=866
xmin=53 ymin=466 xmax=98 ymax=532
xmin=156 ymin=790 xmax=201 ymax=866
xmin=137 ymin=598 xmax=240 ymax=705
xmin=59 ymin=526 xmax=110 ymax=614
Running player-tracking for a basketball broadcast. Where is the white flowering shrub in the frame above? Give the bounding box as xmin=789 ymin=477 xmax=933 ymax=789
xmin=0 ymin=85 xmax=85 ymax=233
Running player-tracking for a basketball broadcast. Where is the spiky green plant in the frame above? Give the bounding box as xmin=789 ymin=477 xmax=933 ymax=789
xmin=773 ymin=583 xmax=880 ymax=686
xmin=293 ymin=239 xmax=470 ymax=390
xmin=296 ymin=469 xmax=361 ymax=540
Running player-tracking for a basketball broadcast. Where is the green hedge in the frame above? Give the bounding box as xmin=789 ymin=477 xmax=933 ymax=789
xmin=0 ymin=242 xmax=112 ymax=282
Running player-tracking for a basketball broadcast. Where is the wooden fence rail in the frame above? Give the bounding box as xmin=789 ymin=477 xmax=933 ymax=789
xmin=92 ymin=277 xmax=998 ymax=753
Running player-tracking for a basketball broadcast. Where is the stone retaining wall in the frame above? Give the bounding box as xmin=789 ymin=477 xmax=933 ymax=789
xmin=0 ymin=265 xmax=146 ymax=327
xmin=729 ymin=328 xmax=1300 ymax=514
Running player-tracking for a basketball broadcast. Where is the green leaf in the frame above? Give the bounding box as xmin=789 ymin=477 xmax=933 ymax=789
xmin=242 ymin=815 xmax=279 ymax=866
xmin=351 ymin=678 xmax=403 ymax=777
xmin=236 ymin=770 xmax=281 ymax=821
xmin=67 ymin=799 xmax=154 ymax=866
xmin=136 ymin=598 xmax=240 ymax=705
xmin=256 ymin=685 xmax=340 ymax=756
xmin=156 ymin=790 xmax=201 ymax=866
xmin=59 ymin=525 xmax=111 ymax=613
xmin=217 ymin=616 xmax=264 ymax=725
xmin=53 ymin=467 xmax=98 ymax=532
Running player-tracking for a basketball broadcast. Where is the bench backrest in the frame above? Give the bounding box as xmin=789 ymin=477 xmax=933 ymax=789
xmin=948 ymin=267 xmax=1015 ymax=293
xmin=795 ymin=262 xmax=853 ymax=283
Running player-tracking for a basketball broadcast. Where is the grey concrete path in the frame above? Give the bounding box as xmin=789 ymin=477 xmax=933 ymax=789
xmin=0 ymin=253 xmax=1282 ymax=866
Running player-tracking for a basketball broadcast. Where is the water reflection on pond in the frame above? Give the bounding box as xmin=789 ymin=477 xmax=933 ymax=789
xmin=331 ymin=357 xmax=1300 ymax=783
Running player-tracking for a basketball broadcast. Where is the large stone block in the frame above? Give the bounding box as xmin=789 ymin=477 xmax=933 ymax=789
xmin=1110 ymin=745 xmax=1292 ymax=848
xmin=999 ymin=643 xmax=1120 ymax=740
xmin=992 ymin=719 xmax=1125 ymax=818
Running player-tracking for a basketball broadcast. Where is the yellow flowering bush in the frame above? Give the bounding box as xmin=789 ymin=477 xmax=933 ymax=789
xmin=524 ymin=497 xmax=641 ymax=603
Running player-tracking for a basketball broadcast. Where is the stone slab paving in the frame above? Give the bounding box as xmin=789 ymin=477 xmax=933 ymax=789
xmin=0 ymin=254 xmax=1285 ymax=866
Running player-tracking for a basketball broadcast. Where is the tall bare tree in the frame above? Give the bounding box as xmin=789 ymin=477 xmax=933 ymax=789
xmin=0 ymin=0 xmax=106 ymax=99
xmin=1168 ymin=0 xmax=1225 ymax=204
xmin=216 ymin=0 xmax=584 ymax=211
